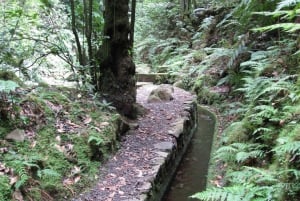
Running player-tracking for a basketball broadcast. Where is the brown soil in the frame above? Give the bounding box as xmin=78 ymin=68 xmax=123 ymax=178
xmin=72 ymin=84 xmax=195 ymax=201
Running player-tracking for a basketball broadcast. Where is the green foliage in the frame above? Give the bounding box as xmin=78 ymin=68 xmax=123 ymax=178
xmin=252 ymin=0 xmax=300 ymax=33
xmin=0 ymin=80 xmax=20 ymax=92
xmin=222 ymin=121 xmax=249 ymax=144
xmin=0 ymin=175 xmax=12 ymax=201
xmin=277 ymin=0 xmax=300 ymax=10
xmin=274 ymin=140 xmax=300 ymax=157
xmin=37 ymin=168 xmax=61 ymax=179
xmin=0 ymin=84 xmax=119 ymax=200
xmin=191 ymin=185 xmax=252 ymax=201
xmin=254 ymin=23 xmax=300 ymax=32
xmin=5 ymin=153 xmax=42 ymax=190
xmin=194 ymin=0 xmax=300 ymax=199
xmin=88 ymin=135 xmax=104 ymax=145
xmin=214 ymin=143 xmax=265 ymax=164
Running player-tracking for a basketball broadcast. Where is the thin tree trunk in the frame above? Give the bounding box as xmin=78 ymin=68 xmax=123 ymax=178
xmin=70 ymin=0 xmax=86 ymax=84
xmin=70 ymin=0 xmax=83 ymax=65
xmin=130 ymin=0 xmax=136 ymax=50
xmin=85 ymin=0 xmax=97 ymax=86
xmin=192 ymin=0 xmax=197 ymax=9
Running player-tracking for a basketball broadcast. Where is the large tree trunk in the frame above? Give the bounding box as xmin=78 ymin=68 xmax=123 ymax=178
xmin=99 ymin=0 xmax=137 ymax=119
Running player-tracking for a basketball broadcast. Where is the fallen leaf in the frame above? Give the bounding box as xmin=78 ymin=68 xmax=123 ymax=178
xmin=66 ymin=120 xmax=81 ymax=128
xmin=108 ymin=192 xmax=116 ymax=198
xmin=10 ymin=176 xmax=18 ymax=185
xmin=64 ymin=143 xmax=74 ymax=151
xmin=83 ymin=116 xmax=92 ymax=124
xmin=108 ymin=173 xmax=117 ymax=178
xmin=54 ymin=144 xmax=65 ymax=153
xmin=63 ymin=178 xmax=74 ymax=186
xmin=30 ymin=141 xmax=37 ymax=148
xmin=100 ymin=122 xmax=109 ymax=128
xmin=118 ymin=177 xmax=126 ymax=185
xmin=0 ymin=147 xmax=8 ymax=153
xmin=94 ymin=127 xmax=102 ymax=132
xmin=74 ymin=176 xmax=81 ymax=183
xmin=71 ymin=166 xmax=81 ymax=175
xmin=137 ymin=170 xmax=143 ymax=177
xmin=55 ymin=136 xmax=61 ymax=142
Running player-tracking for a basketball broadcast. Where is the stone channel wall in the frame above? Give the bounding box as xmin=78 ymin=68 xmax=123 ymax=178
xmin=145 ymin=100 xmax=198 ymax=201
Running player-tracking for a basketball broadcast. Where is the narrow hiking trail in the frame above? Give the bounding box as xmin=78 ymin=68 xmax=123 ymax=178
xmin=72 ymin=83 xmax=195 ymax=201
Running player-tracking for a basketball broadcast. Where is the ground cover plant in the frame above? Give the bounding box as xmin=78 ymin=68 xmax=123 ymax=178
xmin=0 ymin=78 xmax=119 ymax=200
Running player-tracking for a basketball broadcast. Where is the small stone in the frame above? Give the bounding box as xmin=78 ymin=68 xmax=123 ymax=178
xmin=168 ymin=119 xmax=184 ymax=138
xmin=154 ymin=142 xmax=173 ymax=151
xmin=138 ymin=182 xmax=152 ymax=191
xmin=151 ymin=165 xmax=161 ymax=174
xmin=5 ymin=129 xmax=25 ymax=142
xmin=184 ymin=100 xmax=194 ymax=105
xmin=139 ymin=194 xmax=148 ymax=200
xmin=129 ymin=122 xmax=139 ymax=130
xmin=147 ymin=85 xmax=174 ymax=103
xmin=153 ymin=157 xmax=165 ymax=166
xmin=155 ymin=151 xmax=168 ymax=158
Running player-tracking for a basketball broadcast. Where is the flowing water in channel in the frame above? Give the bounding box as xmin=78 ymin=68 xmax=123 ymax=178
xmin=163 ymin=107 xmax=216 ymax=201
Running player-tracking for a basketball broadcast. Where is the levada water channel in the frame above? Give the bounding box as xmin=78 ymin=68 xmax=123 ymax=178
xmin=163 ymin=106 xmax=216 ymax=201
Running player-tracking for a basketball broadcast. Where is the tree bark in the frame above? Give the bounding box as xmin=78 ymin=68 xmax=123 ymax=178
xmin=99 ymin=0 xmax=137 ymax=119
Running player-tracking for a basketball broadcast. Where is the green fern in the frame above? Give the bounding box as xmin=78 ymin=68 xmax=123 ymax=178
xmin=190 ymin=185 xmax=246 ymax=201
xmin=14 ymin=162 xmax=29 ymax=189
xmin=274 ymin=138 xmax=300 ymax=157
xmin=236 ymin=150 xmax=264 ymax=163
xmin=190 ymin=183 xmax=274 ymax=201
xmin=276 ymin=0 xmax=300 ymax=11
xmin=254 ymin=23 xmax=300 ymax=33
xmin=253 ymin=0 xmax=300 ymax=33
xmin=37 ymin=168 xmax=61 ymax=179
xmin=88 ymin=135 xmax=104 ymax=145
xmin=214 ymin=143 xmax=265 ymax=164
xmin=0 ymin=175 xmax=12 ymax=200
xmin=0 ymin=80 xmax=19 ymax=92
xmin=5 ymin=153 xmax=44 ymax=189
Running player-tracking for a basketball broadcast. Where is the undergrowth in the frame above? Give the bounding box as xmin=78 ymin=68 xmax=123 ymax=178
xmin=135 ymin=0 xmax=300 ymax=200
xmin=0 ymin=85 xmax=119 ymax=200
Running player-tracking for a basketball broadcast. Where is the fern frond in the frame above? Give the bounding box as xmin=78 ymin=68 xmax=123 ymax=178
xmin=276 ymin=0 xmax=300 ymax=11
xmin=0 ymin=80 xmax=20 ymax=92
xmin=236 ymin=150 xmax=265 ymax=163
xmin=215 ymin=143 xmax=265 ymax=163
xmin=273 ymin=140 xmax=300 ymax=156
xmin=278 ymin=169 xmax=300 ymax=179
xmin=253 ymin=23 xmax=300 ymax=33
xmin=252 ymin=105 xmax=278 ymax=118
xmin=244 ymin=167 xmax=279 ymax=184
xmin=253 ymin=127 xmax=272 ymax=135
xmin=37 ymin=169 xmax=61 ymax=179
xmin=190 ymin=186 xmax=245 ymax=201
xmin=214 ymin=145 xmax=238 ymax=162
xmin=14 ymin=164 xmax=29 ymax=189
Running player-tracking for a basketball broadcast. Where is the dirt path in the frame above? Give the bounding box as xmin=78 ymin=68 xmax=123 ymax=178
xmin=72 ymin=84 xmax=195 ymax=201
